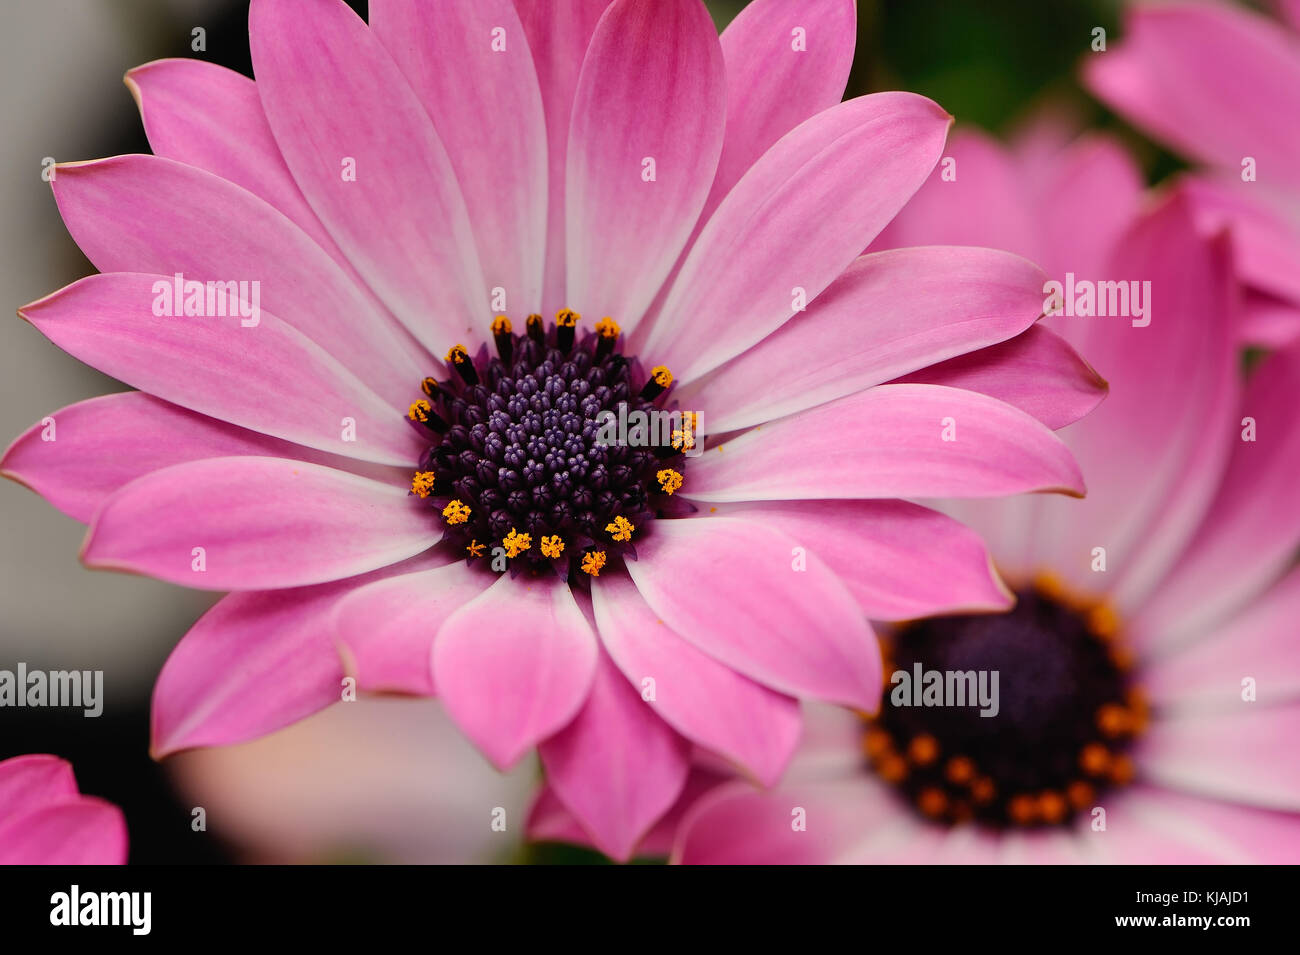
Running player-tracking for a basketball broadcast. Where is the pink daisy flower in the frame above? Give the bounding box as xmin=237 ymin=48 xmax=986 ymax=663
xmin=1084 ymin=0 xmax=1300 ymax=346
xmin=667 ymin=129 xmax=1300 ymax=864
xmin=3 ymin=0 xmax=1100 ymax=861
xmin=0 ymin=754 xmax=127 ymax=864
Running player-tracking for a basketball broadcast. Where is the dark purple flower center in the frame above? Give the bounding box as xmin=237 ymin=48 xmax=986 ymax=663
xmin=406 ymin=312 xmax=693 ymax=580
xmin=865 ymin=578 xmax=1145 ymax=829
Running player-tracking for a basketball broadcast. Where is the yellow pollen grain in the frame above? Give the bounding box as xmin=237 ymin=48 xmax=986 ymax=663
xmin=650 ymin=365 xmax=673 ymax=387
xmin=466 ymin=539 xmax=485 ymax=558
xmin=605 ymin=516 xmax=634 ymax=542
xmin=491 ymin=315 xmax=512 ymax=335
xmin=503 ymin=527 xmax=532 ymax=558
xmin=656 ymin=469 xmax=683 ymax=495
xmin=445 ymin=344 xmax=469 ymax=364
xmin=408 ymin=400 xmax=431 ymax=422
xmin=410 ymin=470 xmax=437 ymax=499
xmin=670 ymin=428 xmax=696 ymax=451
xmin=540 ymin=535 xmax=565 ymax=559
xmin=442 ymin=499 xmax=471 ymax=525
xmin=526 ymin=313 xmax=543 ymax=331
xmin=556 ymin=308 xmax=579 ymax=328
xmin=595 ymin=316 xmax=620 ymax=338
xmin=421 ymin=377 xmax=440 ymax=397
xmin=581 ymin=550 xmax=607 ymax=577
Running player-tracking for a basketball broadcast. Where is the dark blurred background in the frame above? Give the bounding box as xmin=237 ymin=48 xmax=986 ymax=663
xmin=3 ymin=0 xmax=1190 ymax=864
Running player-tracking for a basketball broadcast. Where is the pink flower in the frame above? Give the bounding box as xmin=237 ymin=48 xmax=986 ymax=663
xmin=667 ymin=129 xmax=1300 ymax=864
xmin=0 ymin=754 xmax=127 ymax=864
xmin=1084 ymin=0 xmax=1300 ymax=346
xmin=2 ymin=0 xmax=1099 ymax=861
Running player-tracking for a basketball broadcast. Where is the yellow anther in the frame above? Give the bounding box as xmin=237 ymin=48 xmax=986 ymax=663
xmin=466 ymin=539 xmax=485 ymax=558
xmin=410 ymin=470 xmax=437 ymax=499
xmin=1086 ymin=602 xmax=1121 ymax=641
xmin=442 ymin=500 xmax=471 ymax=525
xmin=650 ymin=365 xmax=673 ymax=387
xmin=656 ymin=469 xmax=683 ymax=495
xmin=445 ymin=344 xmax=469 ymax=365
xmin=491 ymin=315 xmax=512 ymax=335
xmin=503 ymin=527 xmax=533 ymax=558
xmin=540 ymin=535 xmax=565 ymax=559
xmin=420 ymin=377 xmax=440 ymax=397
xmin=605 ymin=516 xmax=634 ymax=542
xmin=581 ymin=550 xmax=607 ymax=577
xmin=670 ymin=427 xmax=696 ymax=451
xmin=555 ymin=308 xmax=579 ymax=328
xmin=526 ymin=313 xmax=544 ymax=331
xmin=408 ymin=400 xmax=431 ymax=423
xmin=595 ymin=316 xmax=620 ymax=339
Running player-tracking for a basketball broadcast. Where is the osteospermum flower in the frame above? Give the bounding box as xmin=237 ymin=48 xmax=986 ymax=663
xmin=1084 ymin=0 xmax=1300 ymax=346
xmin=0 ymin=755 xmax=127 ymax=864
xmin=668 ymin=132 xmax=1300 ymax=864
xmin=3 ymin=0 xmax=1100 ymax=860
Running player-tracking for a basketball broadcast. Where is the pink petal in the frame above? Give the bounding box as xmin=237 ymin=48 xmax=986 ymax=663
xmin=514 ymin=0 xmax=613 ymax=312
xmin=1133 ymin=344 xmax=1300 ymax=645
xmin=1140 ymin=701 xmax=1300 ymax=811
xmin=150 ymin=552 xmax=445 ymax=757
xmin=1084 ymin=2 xmax=1300 ymax=192
xmin=565 ymin=0 xmax=725 ymax=331
xmin=82 ymin=457 xmax=439 ymax=590
xmin=539 ymin=648 xmax=690 ymax=862
xmin=591 ymin=573 xmax=802 ymax=785
xmin=0 ymin=798 xmax=127 ymax=865
xmin=683 ymin=384 xmax=1084 ymax=502
xmin=625 ymin=516 xmax=881 ymax=709
xmin=21 ymin=273 xmax=421 ymax=467
xmin=249 ymin=0 xmax=484 ymax=348
xmin=1242 ymin=290 xmax=1300 ymax=348
xmin=0 ymin=754 xmax=78 ymax=813
xmin=433 ymin=574 xmax=598 ymax=769
xmin=697 ymin=500 xmax=1012 ymax=620
xmin=639 ymin=92 xmax=952 ymax=382
xmin=1143 ymin=567 xmax=1300 ymax=709
xmin=125 ymin=58 xmax=357 ymax=276
xmin=676 ymin=246 xmax=1049 ymax=432
xmin=897 ymin=324 xmax=1107 ymax=431
xmin=371 ymin=0 xmax=547 ymax=311
xmin=332 ymin=561 xmax=496 ymax=696
xmin=1 ymin=392 xmax=399 ymax=525
xmin=706 ymin=0 xmax=856 ymax=218
xmin=51 ymin=156 xmax=424 ymax=409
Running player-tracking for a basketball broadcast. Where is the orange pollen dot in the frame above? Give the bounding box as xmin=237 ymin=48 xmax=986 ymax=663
xmin=595 ymin=317 xmax=620 ymax=339
xmin=410 ymin=470 xmax=436 ymax=498
xmin=555 ymin=308 xmax=579 ymax=328
xmin=877 ymin=753 xmax=908 ymax=784
xmin=917 ymin=787 xmax=948 ymax=818
xmin=445 ymin=344 xmax=469 ymax=364
xmin=907 ymin=734 xmax=940 ymax=766
xmin=863 ymin=727 xmax=893 ymax=759
xmin=656 ymin=469 xmax=683 ymax=495
xmin=466 ymin=539 xmax=485 ymax=558
xmin=971 ymin=777 xmax=996 ymax=805
xmin=581 ymin=550 xmax=607 ymax=577
xmin=1066 ymin=780 xmax=1095 ymax=811
xmin=1108 ymin=753 xmax=1136 ymax=786
xmin=408 ymin=400 xmax=431 ymax=422
xmin=442 ymin=500 xmax=471 ymax=525
xmin=650 ymin=365 xmax=673 ymax=387
xmin=1008 ymin=794 xmax=1038 ymax=826
xmin=1086 ymin=603 xmax=1121 ymax=641
xmin=1096 ymin=703 xmax=1133 ymax=737
xmin=491 ymin=315 xmax=512 ymax=335
xmin=1037 ymin=790 xmax=1068 ymax=825
xmin=540 ymin=535 xmax=565 ymax=559
xmin=605 ymin=516 xmax=634 ymax=542
xmin=502 ymin=528 xmax=532 ymax=558
xmin=1079 ymin=742 xmax=1111 ymax=776
xmin=945 ymin=756 xmax=976 ymax=785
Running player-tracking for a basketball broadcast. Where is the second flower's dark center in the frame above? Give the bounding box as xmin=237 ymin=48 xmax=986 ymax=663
xmin=865 ymin=576 xmax=1145 ymax=830
xmin=406 ymin=311 xmax=694 ymax=580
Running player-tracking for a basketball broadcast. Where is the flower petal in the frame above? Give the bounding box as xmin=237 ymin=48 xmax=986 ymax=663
xmin=20 ymin=273 xmax=421 ymax=467
xmin=249 ymin=0 xmax=485 ymax=348
xmin=538 ymin=648 xmax=690 ymax=862
xmin=591 ymin=573 xmax=802 ymax=785
xmin=625 ymin=516 xmax=881 ymax=709
xmin=684 ymin=384 xmax=1084 ymax=502
xmin=695 ymin=500 xmax=1012 ymax=620
xmin=0 ymin=798 xmax=127 ymax=865
xmin=371 ymin=0 xmax=547 ymax=312
xmin=565 ymin=0 xmax=725 ymax=331
xmin=82 ymin=457 xmax=439 ymax=590
xmin=51 ymin=156 xmax=424 ymax=409
xmin=676 ymin=246 xmax=1050 ymax=432
xmin=332 ymin=561 xmax=496 ymax=696
xmin=433 ymin=574 xmax=598 ymax=769
xmin=640 ymin=92 xmax=952 ymax=382
xmin=0 ymin=754 xmax=78 ymax=813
